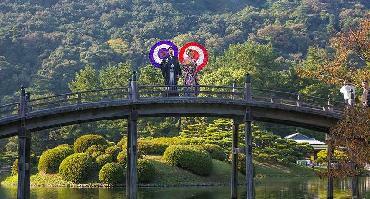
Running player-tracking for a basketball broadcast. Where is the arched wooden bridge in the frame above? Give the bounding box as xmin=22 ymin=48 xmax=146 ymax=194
xmin=0 ymin=74 xmax=344 ymax=199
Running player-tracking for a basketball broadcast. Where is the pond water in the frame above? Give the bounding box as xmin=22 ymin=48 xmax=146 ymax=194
xmin=0 ymin=177 xmax=369 ymax=199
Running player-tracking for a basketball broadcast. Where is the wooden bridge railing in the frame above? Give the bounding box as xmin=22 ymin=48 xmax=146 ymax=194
xmin=0 ymin=74 xmax=345 ymax=120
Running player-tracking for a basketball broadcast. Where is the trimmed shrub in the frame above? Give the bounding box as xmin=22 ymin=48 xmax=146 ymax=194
xmin=117 ymin=151 xmax=127 ymax=166
xmin=59 ymin=153 xmax=95 ymax=183
xmin=137 ymin=159 xmax=155 ymax=183
xmin=99 ymin=163 xmax=124 ymax=184
xmin=74 ymin=134 xmax=108 ymax=153
xmin=138 ymin=140 xmax=169 ymax=155
xmin=86 ymin=145 xmax=107 ymax=159
xmin=11 ymin=159 xmax=18 ymax=176
xmin=163 ymin=145 xmax=213 ymax=176
xmin=38 ymin=145 xmax=74 ymax=174
xmin=105 ymin=145 xmax=121 ymax=158
xmin=238 ymin=154 xmax=246 ymax=174
xmin=96 ymin=154 xmax=114 ymax=168
xmin=117 ymin=137 xmax=127 ymax=148
xmin=199 ymin=144 xmax=226 ymax=161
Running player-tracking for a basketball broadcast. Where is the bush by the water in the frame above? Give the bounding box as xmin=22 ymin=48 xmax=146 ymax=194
xmin=99 ymin=162 xmax=124 ymax=184
xmin=59 ymin=153 xmax=95 ymax=183
xmin=117 ymin=151 xmax=127 ymax=166
xmin=138 ymin=140 xmax=169 ymax=155
xmin=137 ymin=159 xmax=155 ymax=183
xmin=199 ymin=144 xmax=226 ymax=161
xmin=96 ymin=154 xmax=114 ymax=168
xmin=38 ymin=145 xmax=74 ymax=174
xmin=74 ymin=134 xmax=108 ymax=153
xmin=163 ymin=145 xmax=213 ymax=176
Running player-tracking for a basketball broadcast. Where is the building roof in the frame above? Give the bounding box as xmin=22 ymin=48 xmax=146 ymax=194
xmin=285 ymin=133 xmax=326 ymax=146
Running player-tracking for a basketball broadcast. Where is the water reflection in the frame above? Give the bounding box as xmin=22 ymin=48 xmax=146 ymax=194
xmin=0 ymin=177 xmax=369 ymax=199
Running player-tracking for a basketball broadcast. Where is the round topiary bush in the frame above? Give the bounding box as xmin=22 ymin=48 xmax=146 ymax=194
xmin=163 ymin=145 xmax=213 ymax=176
xmin=105 ymin=145 xmax=121 ymax=158
xmin=73 ymin=134 xmax=108 ymax=153
xmin=137 ymin=159 xmax=155 ymax=183
xmin=59 ymin=153 xmax=95 ymax=183
xmin=199 ymin=144 xmax=226 ymax=161
xmin=99 ymin=162 xmax=124 ymax=184
xmin=117 ymin=151 xmax=127 ymax=166
xmin=86 ymin=145 xmax=107 ymax=159
xmin=138 ymin=140 xmax=169 ymax=155
xmin=38 ymin=145 xmax=74 ymax=174
xmin=96 ymin=154 xmax=114 ymax=168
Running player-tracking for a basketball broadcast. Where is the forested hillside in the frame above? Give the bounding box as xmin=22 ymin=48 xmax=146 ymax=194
xmin=0 ymin=0 xmax=369 ymax=156
xmin=0 ymin=0 xmax=368 ymax=99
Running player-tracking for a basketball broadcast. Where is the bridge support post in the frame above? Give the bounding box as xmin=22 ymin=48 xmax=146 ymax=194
xmin=130 ymin=71 xmax=138 ymax=102
xmin=126 ymin=109 xmax=138 ymax=199
xmin=326 ymin=134 xmax=334 ymax=199
xmin=231 ymin=119 xmax=239 ymax=199
xmin=17 ymin=87 xmax=31 ymax=199
xmin=352 ymin=164 xmax=360 ymax=199
xmin=245 ymin=108 xmax=254 ymax=199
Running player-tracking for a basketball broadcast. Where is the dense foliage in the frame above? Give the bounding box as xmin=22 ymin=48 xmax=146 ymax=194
xmin=96 ymin=154 xmax=114 ymax=169
xmin=198 ymin=144 xmax=226 ymax=161
xmin=11 ymin=159 xmax=18 ymax=176
xmin=59 ymin=153 xmax=95 ymax=183
xmin=137 ymin=159 xmax=156 ymax=183
xmin=327 ymin=107 xmax=370 ymax=177
xmin=0 ymin=1 xmax=367 ymax=152
xmin=0 ymin=0 xmax=366 ymax=100
xmin=86 ymin=144 xmax=107 ymax=159
xmin=99 ymin=162 xmax=124 ymax=184
xmin=138 ymin=140 xmax=169 ymax=155
xmin=116 ymin=151 xmax=127 ymax=166
xmin=73 ymin=134 xmax=108 ymax=153
xmin=163 ymin=145 xmax=213 ymax=176
xmin=104 ymin=145 xmax=121 ymax=158
xmin=38 ymin=145 xmax=74 ymax=174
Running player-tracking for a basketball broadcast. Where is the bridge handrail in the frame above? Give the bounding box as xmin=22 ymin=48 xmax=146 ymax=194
xmin=28 ymin=87 xmax=130 ymax=102
xmin=0 ymin=83 xmax=345 ymax=120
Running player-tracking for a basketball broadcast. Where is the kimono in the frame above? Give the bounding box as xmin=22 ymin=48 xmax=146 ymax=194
xmin=182 ymin=59 xmax=199 ymax=96
xmin=160 ymin=55 xmax=182 ymax=96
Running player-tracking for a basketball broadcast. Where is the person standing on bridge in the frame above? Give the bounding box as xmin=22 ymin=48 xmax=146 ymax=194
xmin=340 ymin=80 xmax=356 ymax=106
xmin=160 ymin=47 xmax=182 ymax=97
xmin=361 ymin=80 xmax=369 ymax=107
xmin=182 ymin=49 xmax=199 ymax=97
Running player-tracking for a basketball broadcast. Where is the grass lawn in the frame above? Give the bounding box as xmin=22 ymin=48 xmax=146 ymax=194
xmin=1 ymin=156 xmax=316 ymax=187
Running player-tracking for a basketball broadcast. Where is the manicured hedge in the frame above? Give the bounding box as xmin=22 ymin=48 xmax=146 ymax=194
xmin=199 ymin=144 xmax=226 ymax=161
xmin=86 ymin=145 xmax=107 ymax=159
xmin=38 ymin=145 xmax=74 ymax=174
xmin=96 ymin=154 xmax=114 ymax=168
xmin=11 ymin=159 xmax=18 ymax=176
xmin=117 ymin=137 xmax=127 ymax=148
xmin=105 ymin=145 xmax=121 ymax=158
xmin=73 ymin=134 xmax=108 ymax=153
xmin=137 ymin=159 xmax=155 ymax=183
xmin=99 ymin=163 xmax=124 ymax=184
xmin=59 ymin=153 xmax=95 ymax=183
xmin=117 ymin=151 xmax=127 ymax=166
xmin=163 ymin=145 xmax=213 ymax=176
xmin=138 ymin=140 xmax=169 ymax=155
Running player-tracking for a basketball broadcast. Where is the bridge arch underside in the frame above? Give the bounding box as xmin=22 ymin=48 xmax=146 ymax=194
xmin=0 ymin=99 xmax=340 ymax=138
